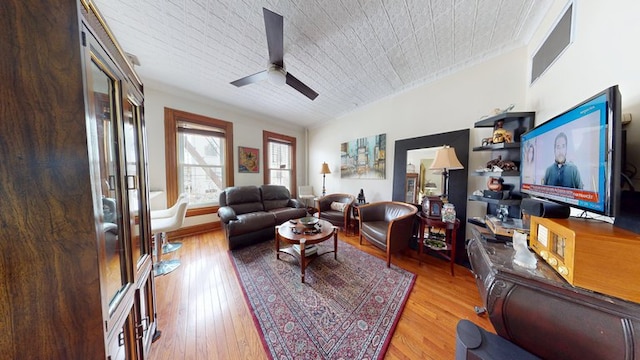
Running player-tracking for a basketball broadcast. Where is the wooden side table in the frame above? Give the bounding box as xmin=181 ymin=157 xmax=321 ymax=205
xmin=349 ymin=202 xmax=368 ymax=236
xmin=417 ymin=213 xmax=460 ymax=275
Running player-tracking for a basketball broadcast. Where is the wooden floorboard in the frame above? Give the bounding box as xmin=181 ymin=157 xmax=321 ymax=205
xmin=149 ymin=229 xmax=494 ymax=359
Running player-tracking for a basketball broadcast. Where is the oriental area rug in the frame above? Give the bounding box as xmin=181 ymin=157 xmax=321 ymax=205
xmin=229 ymin=239 xmax=416 ymax=360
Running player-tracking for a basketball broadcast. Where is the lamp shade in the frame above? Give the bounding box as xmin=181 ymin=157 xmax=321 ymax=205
xmin=320 ymin=162 xmax=331 ymax=174
xmin=429 ymin=146 xmax=464 ymax=170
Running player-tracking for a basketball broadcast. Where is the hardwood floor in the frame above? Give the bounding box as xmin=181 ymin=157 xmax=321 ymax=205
xmin=149 ymin=229 xmax=494 ymax=359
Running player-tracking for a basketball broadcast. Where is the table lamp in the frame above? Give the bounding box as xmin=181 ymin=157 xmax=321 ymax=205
xmin=320 ymin=162 xmax=331 ymax=196
xmin=429 ymin=145 xmax=464 ymax=201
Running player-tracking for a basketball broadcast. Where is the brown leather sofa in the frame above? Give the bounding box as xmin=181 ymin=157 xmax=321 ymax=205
xmin=358 ymin=201 xmax=418 ymax=267
xmin=217 ymin=185 xmax=307 ymax=249
xmin=316 ymin=193 xmax=355 ymax=231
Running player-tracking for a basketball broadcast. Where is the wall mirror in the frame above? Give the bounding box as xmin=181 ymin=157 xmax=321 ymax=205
xmin=406 ymin=147 xmax=443 ymax=199
xmin=392 ymin=129 xmax=470 ymax=265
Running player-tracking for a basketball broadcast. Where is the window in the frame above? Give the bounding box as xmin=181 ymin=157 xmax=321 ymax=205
xmin=165 ymin=108 xmax=233 ymax=212
xmin=263 ymin=131 xmax=297 ymax=196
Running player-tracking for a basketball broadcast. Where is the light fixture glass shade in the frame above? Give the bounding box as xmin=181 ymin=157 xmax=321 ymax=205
xmin=429 ymin=145 xmax=464 ymax=170
xmin=320 ymin=162 xmax=331 ymax=174
xmin=267 ymin=65 xmax=287 ymax=86
xmin=424 ymin=181 xmax=437 ymax=189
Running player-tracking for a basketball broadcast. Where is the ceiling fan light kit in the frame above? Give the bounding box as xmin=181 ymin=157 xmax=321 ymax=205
xmin=267 ymin=65 xmax=287 ymax=86
xmin=230 ymin=8 xmax=319 ymax=100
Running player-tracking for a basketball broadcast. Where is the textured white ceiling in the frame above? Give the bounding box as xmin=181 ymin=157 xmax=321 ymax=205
xmin=92 ymin=0 xmax=552 ymax=128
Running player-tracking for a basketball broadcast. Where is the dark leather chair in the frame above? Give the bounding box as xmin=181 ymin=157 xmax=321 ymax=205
xmin=358 ymin=201 xmax=417 ymax=267
xmin=316 ymin=193 xmax=355 ymax=231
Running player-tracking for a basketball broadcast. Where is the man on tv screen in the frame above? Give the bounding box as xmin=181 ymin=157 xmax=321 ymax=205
xmin=542 ymin=132 xmax=584 ymax=189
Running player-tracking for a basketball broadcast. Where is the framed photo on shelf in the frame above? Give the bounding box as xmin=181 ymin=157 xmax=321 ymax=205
xmin=422 ymin=196 xmax=443 ymax=219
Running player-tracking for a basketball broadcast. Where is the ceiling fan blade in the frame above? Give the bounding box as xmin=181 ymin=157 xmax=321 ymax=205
xmin=230 ymin=70 xmax=268 ymax=87
xmin=263 ymin=8 xmax=284 ymax=67
xmin=286 ymin=73 xmax=319 ymax=100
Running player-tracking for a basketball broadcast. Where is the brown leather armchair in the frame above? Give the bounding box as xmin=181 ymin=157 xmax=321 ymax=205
xmin=316 ymin=193 xmax=355 ymax=231
xmin=358 ymin=201 xmax=418 ymax=267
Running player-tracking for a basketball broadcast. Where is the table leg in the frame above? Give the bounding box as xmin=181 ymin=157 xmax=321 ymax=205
xmin=450 ymin=228 xmax=456 ymax=276
xmin=300 ymin=238 xmax=306 ymax=283
xmin=418 ymin=220 xmax=425 ymax=265
xmin=333 ymin=226 xmax=338 ymax=259
xmin=275 ymin=226 xmax=280 ymax=260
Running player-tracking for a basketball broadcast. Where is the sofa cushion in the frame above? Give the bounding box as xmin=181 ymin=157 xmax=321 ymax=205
xmin=330 ymin=201 xmax=347 ymax=212
xmin=261 ymin=185 xmax=293 ymax=211
xmin=318 ymin=194 xmax=354 ymax=211
xmin=227 ymin=211 xmax=276 ymax=237
xmin=224 ymin=186 xmax=264 ymax=214
xmin=270 ymin=207 xmax=307 ymax=224
xmin=320 ymin=210 xmax=344 ymax=225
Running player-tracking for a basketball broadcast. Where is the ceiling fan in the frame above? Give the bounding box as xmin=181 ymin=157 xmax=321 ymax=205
xmin=230 ymin=8 xmax=319 ymax=101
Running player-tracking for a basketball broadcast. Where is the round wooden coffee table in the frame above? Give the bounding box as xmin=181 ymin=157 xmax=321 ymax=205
xmin=275 ymin=218 xmax=338 ymax=283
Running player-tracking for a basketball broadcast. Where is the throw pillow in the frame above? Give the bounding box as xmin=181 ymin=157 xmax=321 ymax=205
xmin=330 ymin=201 xmax=347 ymax=212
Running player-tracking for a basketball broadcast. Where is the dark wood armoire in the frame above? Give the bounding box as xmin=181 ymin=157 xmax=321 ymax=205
xmin=1 ymin=1 xmax=157 ymax=358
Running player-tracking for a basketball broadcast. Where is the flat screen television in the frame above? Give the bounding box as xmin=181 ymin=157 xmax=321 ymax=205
xmin=520 ymin=85 xmax=622 ymax=217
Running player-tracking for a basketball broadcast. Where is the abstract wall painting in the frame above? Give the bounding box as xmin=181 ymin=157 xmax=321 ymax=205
xmin=340 ymin=133 xmax=386 ymax=179
xmin=238 ymin=146 xmax=259 ymax=173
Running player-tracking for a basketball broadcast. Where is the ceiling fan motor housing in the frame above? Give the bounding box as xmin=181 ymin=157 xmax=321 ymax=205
xmin=267 ymin=64 xmax=287 ymax=85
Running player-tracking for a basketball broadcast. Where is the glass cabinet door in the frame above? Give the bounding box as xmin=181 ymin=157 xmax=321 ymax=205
xmin=135 ymin=274 xmax=156 ymax=358
xmin=106 ymin=308 xmax=135 ymax=360
xmin=122 ymin=97 xmax=147 ymax=269
xmin=90 ymin=59 xmax=128 ymax=309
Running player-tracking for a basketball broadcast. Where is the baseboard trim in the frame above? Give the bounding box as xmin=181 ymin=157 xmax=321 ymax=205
xmin=167 ymin=221 xmax=220 ymax=240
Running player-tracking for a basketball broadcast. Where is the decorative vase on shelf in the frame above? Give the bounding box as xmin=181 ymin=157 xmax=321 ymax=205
xmin=442 ymin=203 xmax=456 ymax=223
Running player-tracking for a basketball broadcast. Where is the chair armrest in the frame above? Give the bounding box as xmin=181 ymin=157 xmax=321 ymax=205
xmin=388 ymin=212 xmax=417 ymax=251
xmin=288 ymin=199 xmax=305 ymax=208
xmin=317 ymin=198 xmax=330 ymax=211
xmin=342 ymin=204 xmax=352 ymax=221
xmin=217 ymin=206 xmax=237 ymax=224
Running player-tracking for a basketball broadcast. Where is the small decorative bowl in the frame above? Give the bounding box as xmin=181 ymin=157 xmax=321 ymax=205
xmin=299 ymin=216 xmax=319 ymax=228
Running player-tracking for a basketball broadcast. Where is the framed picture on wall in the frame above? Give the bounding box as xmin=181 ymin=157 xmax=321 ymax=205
xmin=340 ymin=133 xmax=386 ymax=179
xmin=238 ymin=146 xmax=259 ymax=173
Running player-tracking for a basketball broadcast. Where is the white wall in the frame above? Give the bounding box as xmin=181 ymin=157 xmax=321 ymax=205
xmin=143 ymin=82 xmax=306 ymax=225
xmin=526 ymin=0 xmax=640 ymax=190
xmin=142 ymin=1 xmax=640 ymax=228
xmin=308 ymin=0 xmax=640 ymax=225
xmin=308 ymin=47 xmax=529 ymax=220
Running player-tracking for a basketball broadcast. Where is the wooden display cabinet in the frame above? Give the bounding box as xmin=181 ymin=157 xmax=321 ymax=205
xmin=0 ymin=1 xmax=156 ymax=358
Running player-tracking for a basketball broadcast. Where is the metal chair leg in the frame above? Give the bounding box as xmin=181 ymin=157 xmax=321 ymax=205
xmin=153 ymin=233 xmax=180 ymax=276
xmin=161 ymin=231 xmax=183 ymax=254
